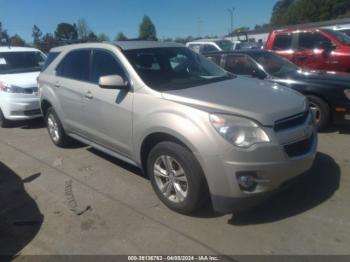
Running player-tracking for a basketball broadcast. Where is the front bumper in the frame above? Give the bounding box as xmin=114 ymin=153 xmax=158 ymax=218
xmin=1 ymin=96 xmax=42 ymax=120
xmin=199 ymin=130 xmax=317 ymax=214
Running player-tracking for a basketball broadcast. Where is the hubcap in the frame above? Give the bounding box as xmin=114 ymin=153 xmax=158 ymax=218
xmin=47 ymin=114 xmax=60 ymax=143
xmin=153 ymin=155 xmax=188 ymax=203
xmin=309 ymin=103 xmax=321 ymax=123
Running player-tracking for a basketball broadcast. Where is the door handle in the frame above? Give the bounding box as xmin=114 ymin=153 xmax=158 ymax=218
xmin=85 ymin=91 xmax=93 ymax=99
xmin=54 ymin=82 xmax=60 ymax=88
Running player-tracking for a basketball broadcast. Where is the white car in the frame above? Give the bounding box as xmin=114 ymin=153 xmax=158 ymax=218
xmin=186 ymin=39 xmax=236 ymax=53
xmin=0 ymin=47 xmax=46 ymax=127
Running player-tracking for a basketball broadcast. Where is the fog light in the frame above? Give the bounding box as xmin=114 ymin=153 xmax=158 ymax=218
xmin=236 ymin=172 xmax=258 ymax=192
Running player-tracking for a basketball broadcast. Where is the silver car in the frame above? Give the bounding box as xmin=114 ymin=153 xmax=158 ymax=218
xmin=39 ymin=42 xmax=317 ymax=214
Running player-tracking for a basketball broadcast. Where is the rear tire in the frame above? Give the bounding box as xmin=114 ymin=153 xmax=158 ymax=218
xmin=0 ymin=109 xmax=10 ymax=128
xmin=45 ymin=107 xmax=72 ymax=147
xmin=147 ymin=141 xmax=209 ymax=214
xmin=307 ymin=95 xmax=330 ymax=130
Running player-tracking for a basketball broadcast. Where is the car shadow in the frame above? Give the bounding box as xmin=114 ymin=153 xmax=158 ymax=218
xmin=0 ymin=162 xmax=43 ymax=258
xmin=320 ymin=126 xmax=350 ymax=135
xmin=229 ymin=152 xmax=340 ymax=225
xmin=87 ymin=147 xmax=147 ymax=180
xmin=3 ymin=118 xmax=46 ymax=130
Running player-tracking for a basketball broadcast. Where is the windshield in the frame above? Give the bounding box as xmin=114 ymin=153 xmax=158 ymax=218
xmin=251 ymin=52 xmax=299 ymax=77
xmin=0 ymin=51 xmax=45 ymax=74
xmin=124 ymin=47 xmax=233 ymax=91
xmin=215 ymin=40 xmax=234 ymax=51
xmin=324 ymin=29 xmax=350 ymax=45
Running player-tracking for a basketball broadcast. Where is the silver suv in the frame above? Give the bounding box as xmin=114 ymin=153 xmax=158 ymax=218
xmin=39 ymin=42 xmax=317 ymax=214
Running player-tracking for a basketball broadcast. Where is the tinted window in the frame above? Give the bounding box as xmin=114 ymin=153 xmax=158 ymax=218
xmin=225 ymin=55 xmax=257 ymax=76
xmin=91 ymin=50 xmax=125 ymax=83
xmin=188 ymin=44 xmax=201 ymax=53
xmin=215 ymin=40 xmax=234 ymax=51
xmin=42 ymin=52 xmax=60 ymax=71
xmin=202 ymin=44 xmax=219 ymax=53
xmin=205 ymin=54 xmax=221 ymax=66
xmin=124 ymin=47 xmax=233 ymax=91
xmin=323 ymin=29 xmax=350 ymax=45
xmin=57 ymin=50 xmax=90 ymax=81
xmin=298 ymin=32 xmax=332 ymax=49
xmin=273 ymin=34 xmax=293 ymax=50
xmin=0 ymin=51 xmax=45 ymax=74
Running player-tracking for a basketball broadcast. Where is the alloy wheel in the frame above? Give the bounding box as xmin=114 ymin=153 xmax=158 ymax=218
xmin=153 ymin=155 xmax=188 ymax=203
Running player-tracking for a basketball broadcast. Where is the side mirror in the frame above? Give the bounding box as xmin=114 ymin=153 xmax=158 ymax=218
xmin=251 ymin=69 xmax=267 ymax=79
xmin=320 ymin=41 xmax=335 ymax=53
xmin=99 ymin=75 xmax=128 ymax=89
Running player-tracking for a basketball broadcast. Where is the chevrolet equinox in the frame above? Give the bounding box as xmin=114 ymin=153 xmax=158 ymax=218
xmin=39 ymin=42 xmax=317 ymax=214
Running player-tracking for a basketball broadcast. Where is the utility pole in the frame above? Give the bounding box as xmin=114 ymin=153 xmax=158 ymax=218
xmin=228 ymin=7 xmax=235 ymax=37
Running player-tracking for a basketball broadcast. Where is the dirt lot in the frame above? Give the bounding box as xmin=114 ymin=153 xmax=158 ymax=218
xmin=0 ymin=119 xmax=349 ymax=255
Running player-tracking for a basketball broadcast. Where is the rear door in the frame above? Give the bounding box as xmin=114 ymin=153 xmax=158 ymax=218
xmin=81 ymin=49 xmax=134 ymax=156
xmin=54 ymin=49 xmax=91 ymax=134
xmin=271 ymin=33 xmax=294 ymax=62
xmin=294 ymin=32 xmax=334 ymax=70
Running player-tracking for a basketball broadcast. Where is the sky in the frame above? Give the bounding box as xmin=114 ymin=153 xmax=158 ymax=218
xmin=0 ymin=0 xmax=277 ymax=42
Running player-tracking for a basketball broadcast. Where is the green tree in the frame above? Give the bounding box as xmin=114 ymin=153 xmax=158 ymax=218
xmin=139 ymin=15 xmax=157 ymax=40
xmin=55 ymin=23 xmax=78 ymax=42
xmin=87 ymin=31 xmax=98 ymax=42
xmin=270 ymin=0 xmax=295 ymax=26
xmin=98 ymin=33 xmax=110 ymax=42
xmin=39 ymin=33 xmax=57 ymax=53
xmin=271 ymin=0 xmax=350 ymax=26
xmin=32 ymin=25 xmax=43 ymax=48
xmin=0 ymin=22 xmax=9 ymax=45
xmin=76 ymin=18 xmax=90 ymax=41
xmin=10 ymin=34 xmax=25 ymax=46
xmin=115 ymin=32 xmax=128 ymax=41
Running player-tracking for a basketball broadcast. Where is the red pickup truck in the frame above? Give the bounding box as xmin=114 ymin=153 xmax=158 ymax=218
xmin=265 ymin=28 xmax=350 ymax=73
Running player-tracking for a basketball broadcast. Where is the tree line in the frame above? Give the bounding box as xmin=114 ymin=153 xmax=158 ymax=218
xmin=231 ymin=0 xmax=350 ymax=35
xmin=0 ymin=15 xmax=157 ymax=52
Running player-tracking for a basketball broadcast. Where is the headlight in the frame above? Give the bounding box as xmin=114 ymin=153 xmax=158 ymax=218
xmin=0 ymin=82 xmax=23 ymax=93
xmin=345 ymin=89 xmax=350 ymax=101
xmin=210 ymin=114 xmax=270 ymax=148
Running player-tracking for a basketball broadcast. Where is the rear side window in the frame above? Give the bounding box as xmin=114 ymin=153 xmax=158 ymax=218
xmin=224 ymin=55 xmax=257 ymax=76
xmin=91 ymin=50 xmax=126 ymax=83
xmin=273 ymin=34 xmax=293 ymax=50
xmin=56 ymin=50 xmax=90 ymax=81
xmin=42 ymin=52 xmax=60 ymax=71
xmin=202 ymin=44 xmax=219 ymax=53
xmin=298 ymin=32 xmax=332 ymax=49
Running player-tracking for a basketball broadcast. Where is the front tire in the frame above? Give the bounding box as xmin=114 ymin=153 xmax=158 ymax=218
xmin=147 ymin=141 xmax=209 ymax=214
xmin=307 ymin=95 xmax=330 ymax=130
xmin=0 ymin=109 xmax=10 ymax=128
xmin=45 ymin=107 xmax=72 ymax=147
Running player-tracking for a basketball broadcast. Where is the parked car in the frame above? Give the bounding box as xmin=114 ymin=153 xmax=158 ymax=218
xmin=204 ymin=50 xmax=350 ymax=129
xmin=265 ymin=28 xmax=350 ymax=73
xmin=0 ymin=47 xmax=46 ymax=127
xmin=333 ymin=25 xmax=350 ymax=36
xmin=186 ymin=39 xmax=235 ymax=53
xmin=39 ymin=42 xmax=317 ymax=214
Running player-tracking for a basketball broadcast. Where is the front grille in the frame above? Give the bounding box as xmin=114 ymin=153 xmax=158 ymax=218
xmin=23 ymin=87 xmax=38 ymax=94
xmin=23 ymin=109 xmax=41 ymax=116
xmin=274 ymin=111 xmax=309 ymax=132
xmin=284 ymin=134 xmax=314 ymax=158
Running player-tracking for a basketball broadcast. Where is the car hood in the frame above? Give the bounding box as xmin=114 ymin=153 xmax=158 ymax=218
xmin=0 ymin=71 xmax=40 ymax=88
xmin=162 ymin=77 xmax=307 ymax=126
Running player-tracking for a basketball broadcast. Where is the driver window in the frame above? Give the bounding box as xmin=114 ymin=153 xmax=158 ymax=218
xmin=225 ymin=55 xmax=257 ymax=76
xmin=91 ymin=49 xmax=126 ymax=84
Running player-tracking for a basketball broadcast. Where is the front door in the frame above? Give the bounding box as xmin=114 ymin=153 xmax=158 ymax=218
xmin=294 ymin=32 xmax=334 ymax=71
xmin=81 ymin=49 xmax=133 ymax=157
